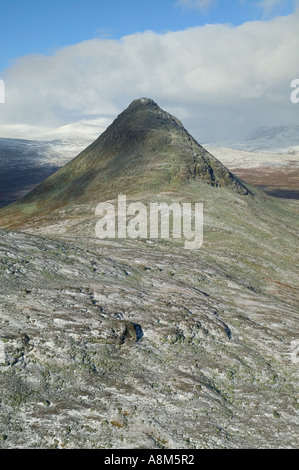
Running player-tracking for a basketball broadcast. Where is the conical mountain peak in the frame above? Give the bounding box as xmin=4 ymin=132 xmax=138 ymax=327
xmin=126 ymin=97 xmax=181 ymax=123
xmin=0 ymin=98 xmax=250 ymax=227
xmin=105 ymin=97 xmax=186 ymax=137
xmin=128 ymin=97 xmax=169 ymax=113
xmin=129 ymin=97 xmax=158 ymax=108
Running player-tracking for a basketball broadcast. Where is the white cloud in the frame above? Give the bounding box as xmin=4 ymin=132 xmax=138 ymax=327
xmin=0 ymin=10 xmax=298 ymax=142
xmin=176 ymin=0 xmax=215 ymax=11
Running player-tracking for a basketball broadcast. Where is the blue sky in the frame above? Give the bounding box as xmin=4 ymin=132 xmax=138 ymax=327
xmin=0 ymin=0 xmax=298 ymax=141
xmin=0 ymin=0 xmax=296 ymax=73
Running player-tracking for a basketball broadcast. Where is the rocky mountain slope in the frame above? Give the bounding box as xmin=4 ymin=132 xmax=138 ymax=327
xmin=0 ymin=99 xmax=298 ymax=449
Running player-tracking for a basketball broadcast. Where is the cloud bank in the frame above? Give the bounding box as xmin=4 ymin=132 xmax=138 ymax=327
xmin=0 ymin=10 xmax=298 ymax=142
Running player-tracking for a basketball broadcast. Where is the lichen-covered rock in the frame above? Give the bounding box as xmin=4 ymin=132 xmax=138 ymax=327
xmin=0 ymin=213 xmax=298 ymax=449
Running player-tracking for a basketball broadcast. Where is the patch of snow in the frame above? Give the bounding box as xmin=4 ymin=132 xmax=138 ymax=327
xmin=205 ymin=146 xmax=299 ymax=169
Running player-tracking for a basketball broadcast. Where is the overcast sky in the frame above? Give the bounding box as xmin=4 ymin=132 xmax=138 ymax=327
xmin=0 ymin=0 xmax=298 ymax=143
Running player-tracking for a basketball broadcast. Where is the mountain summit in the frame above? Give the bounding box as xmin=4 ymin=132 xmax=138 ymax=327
xmin=0 ymin=98 xmax=250 ymax=227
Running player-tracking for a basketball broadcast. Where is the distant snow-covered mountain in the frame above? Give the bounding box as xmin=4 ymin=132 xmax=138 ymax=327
xmin=35 ymin=118 xmax=110 ymax=143
xmin=205 ymin=125 xmax=299 ymax=153
xmin=246 ymin=125 xmax=299 ymax=152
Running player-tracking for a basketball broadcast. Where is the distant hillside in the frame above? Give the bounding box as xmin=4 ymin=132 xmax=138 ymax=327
xmin=0 ymin=137 xmax=88 ymax=208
